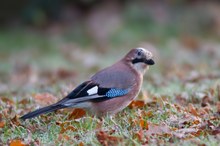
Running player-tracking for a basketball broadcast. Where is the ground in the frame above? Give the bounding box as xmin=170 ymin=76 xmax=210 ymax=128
xmin=0 ymin=30 xmax=219 ymax=145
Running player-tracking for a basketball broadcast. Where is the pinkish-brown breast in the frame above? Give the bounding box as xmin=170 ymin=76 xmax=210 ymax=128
xmin=90 ymin=62 xmax=143 ymax=116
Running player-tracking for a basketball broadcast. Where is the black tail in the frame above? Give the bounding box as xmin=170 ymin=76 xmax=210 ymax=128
xmin=20 ymin=104 xmax=66 ymax=120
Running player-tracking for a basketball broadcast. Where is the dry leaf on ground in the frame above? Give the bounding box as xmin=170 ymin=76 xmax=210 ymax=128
xmin=33 ymin=93 xmax=57 ymax=106
xmin=68 ymin=108 xmax=86 ymax=120
xmin=9 ymin=139 xmax=25 ymax=146
xmin=128 ymin=100 xmax=145 ymax=109
xmin=96 ymin=131 xmax=123 ymax=146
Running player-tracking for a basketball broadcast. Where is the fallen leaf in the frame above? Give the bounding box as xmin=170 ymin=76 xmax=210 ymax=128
xmin=175 ymin=94 xmax=188 ymax=105
xmin=181 ymin=35 xmax=199 ymax=51
xmin=1 ymin=97 xmax=14 ymax=105
xmin=139 ymin=118 xmax=148 ymax=130
xmin=58 ymin=134 xmax=70 ymax=141
xmin=145 ymin=123 xmax=171 ymax=136
xmin=191 ymin=130 xmax=202 ymax=137
xmin=68 ymin=108 xmax=86 ymax=120
xmin=199 ymin=107 xmax=209 ymax=116
xmin=128 ymin=100 xmax=145 ymax=109
xmin=18 ymin=99 xmax=29 ymax=105
xmin=140 ymin=110 xmax=154 ymax=118
xmin=0 ymin=121 xmax=5 ymax=128
xmin=192 ymin=120 xmax=200 ymax=125
xmin=174 ymin=104 xmax=183 ymax=112
xmin=9 ymin=139 xmax=25 ymax=146
xmin=216 ymin=101 xmax=220 ymax=114
xmin=56 ymin=121 xmax=77 ymax=134
xmin=210 ymin=127 xmax=220 ymax=135
xmin=177 ymin=114 xmax=201 ymax=128
xmin=78 ymin=142 xmax=84 ymax=146
xmin=188 ymin=104 xmax=199 ymax=117
xmin=56 ymin=68 xmax=77 ymax=79
xmin=201 ymin=96 xmax=210 ymax=107
xmin=10 ymin=115 xmax=21 ymax=126
xmin=146 ymin=100 xmax=157 ymax=108
xmin=217 ymin=84 xmax=220 ymax=101
xmin=173 ymin=128 xmax=198 ymax=138
xmin=134 ymin=129 xmax=143 ymax=142
xmin=60 ymin=125 xmax=76 ymax=134
xmin=33 ymin=93 xmax=57 ymax=106
xmin=0 ymin=113 xmax=2 ymax=120
xmin=96 ymin=131 xmax=123 ymax=146
xmin=209 ymin=87 xmax=215 ymax=97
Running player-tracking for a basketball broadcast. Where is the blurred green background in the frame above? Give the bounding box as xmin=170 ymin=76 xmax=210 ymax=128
xmin=0 ymin=0 xmax=220 ymax=96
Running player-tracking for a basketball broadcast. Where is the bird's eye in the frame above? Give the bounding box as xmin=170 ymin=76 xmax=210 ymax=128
xmin=137 ymin=51 xmax=142 ymax=56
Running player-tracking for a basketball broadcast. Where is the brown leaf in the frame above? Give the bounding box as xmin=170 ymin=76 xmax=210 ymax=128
xmin=56 ymin=121 xmax=77 ymax=134
xmin=0 ymin=121 xmax=5 ymax=128
xmin=1 ymin=97 xmax=14 ymax=105
xmin=11 ymin=115 xmax=21 ymax=126
xmin=217 ymin=84 xmax=220 ymax=101
xmin=56 ymin=68 xmax=77 ymax=79
xmin=140 ymin=110 xmax=154 ymax=118
xmin=174 ymin=104 xmax=183 ymax=112
xmin=18 ymin=99 xmax=29 ymax=105
xmin=209 ymin=88 xmax=215 ymax=97
xmin=191 ymin=130 xmax=202 ymax=137
xmin=177 ymin=114 xmax=202 ymax=128
xmin=68 ymin=108 xmax=86 ymax=120
xmin=61 ymin=125 xmax=76 ymax=134
xmin=145 ymin=123 xmax=171 ymax=136
xmin=9 ymin=139 xmax=25 ymax=146
xmin=198 ymin=108 xmax=208 ymax=116
xmin=78 ymin=142 xmax=84 ymax=146
xmin=181 ymin=35 xmax=199 ymax=51
xmin=139 ymin=118 xmax=148 ymax=130
xmin=210 ymin=127 xmax=220 ymax=135
xmin=96 ymin=131 xmax=123 ymax=146
xmin=58 ymin=134 xmax=70 ymax=141
xmin=128 ymin=100 xmax=145 ymax=109
xmin=146 ymin=100 xmax=157 ymax=108
xmin=134 ymin=130 xmax=143 ymax=142
xmin=33 ymin=93 xmax=57 ymax=106
xmin=173 ymin=128 xmax=198 ymax=138
xmin=188 ymin=104 xmax=199 ymax=117
xmin=192 ymin=120 xmax=200 ymax=125
xmin=0 ymin=113 xmax=2 ymax=121
xmin=217 ymin=101 xmax=220 ymax=114
xmin=175 ymin=94 xmax=188 ymax=106
xmin=201 ymin=96 xmax=212 ymax=107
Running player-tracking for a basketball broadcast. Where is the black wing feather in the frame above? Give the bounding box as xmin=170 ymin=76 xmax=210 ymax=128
xmin=20 ymin=80 xmax=115 ymax=120
xmin=65 ymin=81 xmax=98 ymax=99
xmin=20 ymin=104 xmax=66 ymax=120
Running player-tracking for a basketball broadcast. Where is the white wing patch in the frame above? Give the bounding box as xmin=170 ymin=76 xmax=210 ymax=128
xmin=87 ymin=86 xmax=98 ymax=95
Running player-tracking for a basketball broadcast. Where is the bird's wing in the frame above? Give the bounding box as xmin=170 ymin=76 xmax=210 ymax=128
xmin=57 ymin=80 xmax=131 ymax=106
xmin=91 ymin=62 xmax=136 ymax=89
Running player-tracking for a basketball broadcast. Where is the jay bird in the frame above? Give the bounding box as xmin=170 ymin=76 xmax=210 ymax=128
xmin=20 ymin=48 xmax=154 ymax=120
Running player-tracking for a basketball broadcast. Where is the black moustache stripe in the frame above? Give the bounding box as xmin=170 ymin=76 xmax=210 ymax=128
xmin=132 ymin=58 xmax=145 ymax=64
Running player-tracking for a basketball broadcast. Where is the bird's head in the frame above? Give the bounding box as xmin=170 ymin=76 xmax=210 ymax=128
xmin=125 ymin=47 xmax=155 ymax=74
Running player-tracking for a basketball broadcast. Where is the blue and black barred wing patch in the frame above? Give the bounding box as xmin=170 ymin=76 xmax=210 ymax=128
xmin=105 ymin=88 xmax=129 ymax=98
xmin=90 ymin=87 xmax=130 ymax=102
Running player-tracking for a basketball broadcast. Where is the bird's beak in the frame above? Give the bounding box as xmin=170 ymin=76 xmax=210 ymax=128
xmin=144 ymin=59 xmax=155 ymax=65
